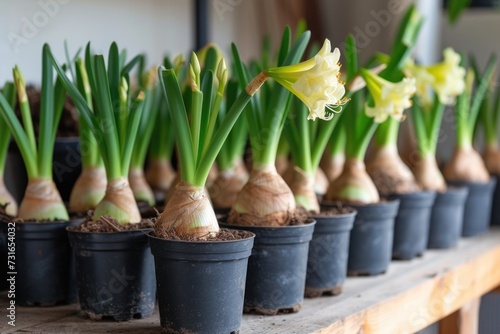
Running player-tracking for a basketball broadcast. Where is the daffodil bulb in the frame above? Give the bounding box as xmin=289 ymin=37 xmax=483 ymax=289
xmin=266 ymin=39 xmax=349 ymax=121
xmin=405 ymin=48 xmax=465 ymax=105
xmin=361 ymin=68 xmax=416 ymax=123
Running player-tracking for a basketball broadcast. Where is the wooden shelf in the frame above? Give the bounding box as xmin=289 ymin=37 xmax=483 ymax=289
xmin=2 ymin=228 xmax=500 ymax=334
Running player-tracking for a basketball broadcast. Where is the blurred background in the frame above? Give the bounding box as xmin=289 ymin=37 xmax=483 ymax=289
xmin=1 ymin=0 xmax=500 ymax=333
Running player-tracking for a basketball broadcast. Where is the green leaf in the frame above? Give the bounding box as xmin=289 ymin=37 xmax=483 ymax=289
xmin=159 ymin=68 xmax=196 ymax=184
xmin=93 ymin=54 xmax=122 ymax=178
xmin=277 ymin=26 xmax=291 ymax=67
xmin=0 ymin=92 xmax=37 ymax=178
xmin=38 ymin=45 xmax=56 ymax=178
xmin=448 ymin=0 xmax=472 ymax=25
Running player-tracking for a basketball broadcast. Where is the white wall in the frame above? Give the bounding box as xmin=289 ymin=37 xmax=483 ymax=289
xmin=0 ymin=0 xmax=244 ymax=85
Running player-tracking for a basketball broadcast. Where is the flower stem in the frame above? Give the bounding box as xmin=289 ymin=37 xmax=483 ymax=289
xmin=375 ymin=117 xmax=399 ymax=148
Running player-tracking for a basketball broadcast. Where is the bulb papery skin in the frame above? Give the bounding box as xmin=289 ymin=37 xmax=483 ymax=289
xmin=366 ymin=146 xmax=420 ymax=195
xmin=483 ymin=144 xmax=500 ymax=176
xmin=129 ymin=168 xmax=155 ymax=206
xmin=314 ymin=168 xmax=329 ymax=196
xmin=156 ymin=182 xmax=219 ymax=240
xmin=69 ymin=166 xmax=107 ymax=213
xmin=209 ymin=159 xmax=249 ymax=209
xmin=275 ymin=155 xmax=289 ymax=175
xmin=145 ymin=158 xmax=176 ymax=200
xmin=18 ymin=178 xmax=69 ymax=221
xmin=325 ymin=158 xmax=380 ymax=205
xmin=228 ymin=164 xmax=296 ymax=226
xmin=412 ymin=154 xmax=447 ymax=192
xmin=443 ymin=147 xmax=490 ymax=183
xmin=0 ymin=178 xmax=18 ymax=216
xmin=320 ymin=153 xmax=345 ymax=183
xmin=93 ymin=177 xmax=142 ymax=224
xmin=289 ymin=167 xmax=320 ymax=214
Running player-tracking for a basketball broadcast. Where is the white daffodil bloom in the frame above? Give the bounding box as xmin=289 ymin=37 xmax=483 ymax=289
xmin=266 ymin=39 xmax=349 ymax=121
xmin=405 ymin=48 xmax=465 ymax=105
xmin=361 ymin=68 xmax=416 ymax=123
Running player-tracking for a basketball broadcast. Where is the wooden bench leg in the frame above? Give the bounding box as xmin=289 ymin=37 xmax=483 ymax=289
xmin=439 ymin=298 xmax=481 ymax=334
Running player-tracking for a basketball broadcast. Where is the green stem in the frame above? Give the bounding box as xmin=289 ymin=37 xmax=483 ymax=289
xmin=375 ymin=117 xmax=399 ymax=148
xmin=456 ymin=93 xmax=472 ymax=149
xmin=427 ymin=102 xmax=445 ymax=157
xmin=311 ymin=113 xmax=341 ymax=170
xmin=327 ymin=121 xmax=346 ymax=157
xmin=347 ymin=121 xmax=379 ymax=161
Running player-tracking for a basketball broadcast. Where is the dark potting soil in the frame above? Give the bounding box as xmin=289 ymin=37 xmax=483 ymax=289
xmin=153 ymin=228 xmax=253 ymax=242
xmin=316 ymin=204 xmax=354 ymax=216
xmin=288 ymin=207 xmax=309 ymax=226
xmin=71 ymin=211 xmax=156 ymax=233
xmin=15 ymin=86 xmax=79 ymax=137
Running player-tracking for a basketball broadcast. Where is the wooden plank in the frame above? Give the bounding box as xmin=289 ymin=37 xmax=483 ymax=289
xmin=438 ymin=298 xmax=480 ymax=334
xmin=1 ymin=228 xmax=500 ymax=334
xmin=240 ymin=228 xmax=500 ymax=334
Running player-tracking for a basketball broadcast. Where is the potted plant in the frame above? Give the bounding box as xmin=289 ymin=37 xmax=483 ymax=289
xmin=405 ymin=48 xmax=469 ymax=249
xmin=281 ymin=66 xmax=355 ymax=297
xmin=0 ymin=52 xmax=76 ymax=306
xmin=67 ymin=57 xmax=106 ymax=214
xmin=49 ymin=43 xmax=156 ymax=321
xmin=150 ymin=50 xmax=257 ymax=333
xmin=363 ymin=9 xmax=436 ymax=261
xmin=324 ymin=5 xmax=420 ymax=274
xmin=442 ymin=55 xmax=497 ymax=236
xmin=474 ymin=57 xmax=500 ymax=226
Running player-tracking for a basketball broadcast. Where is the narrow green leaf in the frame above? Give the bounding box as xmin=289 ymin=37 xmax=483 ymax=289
xmin=159 ymin=68 xmax=196 ymax=183
xmin=38 ymin=45 xmax=56 ymax=178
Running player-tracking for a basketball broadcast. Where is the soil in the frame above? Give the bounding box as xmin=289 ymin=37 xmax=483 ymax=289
xmin=316 ymin=204 xmax=355 ymax=216
xmin=15 ymin=85 xmax=79 ymax=137
xmin=304 ymin=284 xmax=343 ymax=298
xmin=71 ymin=211 xmax=156 ymax=233
xmin=152 ymin=228 xmax=254 ymax=242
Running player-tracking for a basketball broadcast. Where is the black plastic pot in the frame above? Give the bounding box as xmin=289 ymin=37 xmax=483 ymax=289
xmin=448 ymin=178 xmax=497 ymax=237
xmin=148 ymin=230 xmax=254 ymax=334
xmin=490 ymin=174 xmax=500 ymax=226
xmin=1 ymin=220 xmax=78 ymax=306
xmin=8 ymin=137 xmax=81 ymax=203
xmin=305 ymin=209 xmax=356 ymax=298
xmin=222 ymin=221 xmax=316 ymax=315
xmin=427 ymin=187 xmax=468 ymax=249
xmin=67 ymin=229 xmax=156 ymax=321
xmin=389 ymin=191 xmax=436 ymax=260
xmin=347 ymin=200 xmax=400 ymax=276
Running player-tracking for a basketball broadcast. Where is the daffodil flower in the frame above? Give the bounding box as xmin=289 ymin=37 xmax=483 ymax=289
xmin=265 ymin=39 xmax=349 ymax=121
xmin=360 ymin=68 xmax=416 ymax=123
xmin=405 ymin=48 xmax=465 ymax=105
